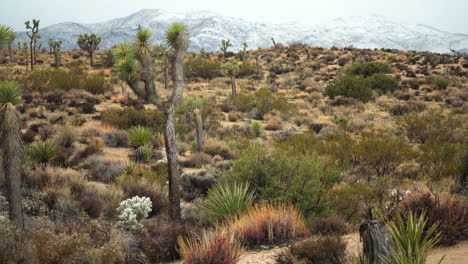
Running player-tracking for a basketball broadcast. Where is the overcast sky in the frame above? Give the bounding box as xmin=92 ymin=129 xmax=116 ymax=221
xmin=1 ymin=0 xmax=467 ymax=34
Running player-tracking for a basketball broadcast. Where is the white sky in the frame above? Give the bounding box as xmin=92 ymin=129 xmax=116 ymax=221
xmin=1 ymin=0 xmax=467 ymax=34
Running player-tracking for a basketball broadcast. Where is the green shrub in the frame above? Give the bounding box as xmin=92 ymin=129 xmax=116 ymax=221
xmin=418 ymin=139 xmax=465 ymax=181
xmin=184 ymin=57 xmax=222 ymax=80
xmin=130 ymin=144 xmax=155 ymax=163
xmin=325 ymin=75 xmax=373 ymax=102
xmin=250 ymin=121 xmax=263 ymax=137
xmin=0 ymin=81 xmax=22 ymax=107
xmin=232 ymin=88 xmax=295 ymax=118
xmin=237 ymin=61 xmax=256 ymax=77
xmin=128 ymin=126 xmax=154 ymax=147
xmin=229 ymin=144 xmax=343 ymax=223
xmin=23 ymin=68 xmax=110 ymax=94
xmin=102 ymin=107 xmax=165 ymax=131
xmin=330 ymin=183 xmax=376 ymax=224
xmin=427 ymin=75 xmax=450 ymax=90
xmin=202 ymin=182 xmax=255 ymax=223
xmin=345 ymin=61 xmax=391 ymax=77
xmin=367 ymin=73 xmax=399 ymax=94
xmin=353 ymin=130 xmax=415 ymax=178
xmin=312 ymin=217 xmax=348 ymax=236
xmin=27 ymin=140 xmax=59 ymax=164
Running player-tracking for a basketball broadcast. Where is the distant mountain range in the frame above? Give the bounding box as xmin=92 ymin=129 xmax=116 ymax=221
xmin=15 ymin=9 xmax=468 ymax=54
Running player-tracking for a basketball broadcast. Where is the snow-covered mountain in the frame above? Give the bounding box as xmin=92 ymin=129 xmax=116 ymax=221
xmin=15 ymin=9 xmax=468 ymax=54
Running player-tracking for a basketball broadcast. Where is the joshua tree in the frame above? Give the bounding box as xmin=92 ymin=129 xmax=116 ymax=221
xmin=242 ymin=42 xmax=248 ymax=62
xmin=78 ymin=33 xmax=101 ymax=66
xmin=0 ymin=81 xmax=24 ymax=229
xmin=271 ymin=37 xmax=278 ymax=49
xmin=22 ymin=42 xmax=28 ymax=71
xmin=33 ymin=36 xmax=41 ymax=63
xmin=221 ymin=60 xmax=240 ymax=98
xmin=25 ymin=19 xmax=40 ymax=70
xmin=113 ymin=24 xmax=189 ymax=222
xmin=156 ymin=48 xmax=170 ymax=89
xmin=221 ymin=39 xmax=232 ymax=57
xmin=49 ymin=40 xmax=62 ymax=67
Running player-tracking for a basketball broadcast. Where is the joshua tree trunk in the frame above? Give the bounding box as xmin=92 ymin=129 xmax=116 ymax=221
xmin=195 ymin=108 xmax=204 ymax=152
xmin=0 ymin=104 xmax=24 ymax=229
xmin=25 ymin=49 xmax=29 ymax=71
xmin=7 ymin=43 xmax=14 ymax=63
xmin=359 ymin=220 xmax=393 ymax=264
xmin=164 ymin=55 xmax=169 ymax=89
xmin=29 ymin=41 xmax=34 ymax=70
xmin=33 ymin=39 xmax=38 ymax=64
xmin=90 ymin=50 xmax=94 ymax=67
xmin=54 ymin=52 xmax=60 ymax=68
xmin=231 ymin=75 xmax=237 ymax=98
xmin=163 ymin=110 xmax=181 ymax=221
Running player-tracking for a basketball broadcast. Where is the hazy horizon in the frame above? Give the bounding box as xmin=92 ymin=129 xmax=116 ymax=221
xmin=1 ymin=0 xmax=467 ymax=34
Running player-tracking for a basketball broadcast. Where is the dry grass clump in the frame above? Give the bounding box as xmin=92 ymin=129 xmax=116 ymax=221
xmin=202 ymin=139 xmax=234 ymax=159
xmin=264 ymin=119 xmax=284 ymax=131
xmin=228 ymin=203 xmax=310 ymax=246
xmin=178 ymin=227 xmax=244 ymax=264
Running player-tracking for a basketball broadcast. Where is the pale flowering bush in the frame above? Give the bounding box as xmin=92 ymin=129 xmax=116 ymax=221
xmin=117 ymin=196 xmax=152 ymax=231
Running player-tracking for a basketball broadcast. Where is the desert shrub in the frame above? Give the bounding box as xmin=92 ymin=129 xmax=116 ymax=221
xmin=184 ymin=57 xmax=222 ymax=80
xmin=330 ymin=183 xmax=376 ymax=224
xmin=229 ymin=203 xmax=310 ymax=247
xmin=426 ymin=75 xmax=450 ymax=90
xmin=250 ymin=120 xmax=263 ymax=137
xmin=202 ymin=139 xmax=234 ymax=159
xmin=288 ymin=236 xmax=347 ymax=264
xmin=367 ymin=73 xmax=399 ymax=94
xmin=128 ymin=126 xmax=154 ymax=147
xmin=104 ymin=129 xmax=129 ymax=147
xmin=353 ymin=130 xmax=415 ymax=178
xmin=418 ymin=139 xmax=465 ymax=182
xmin=79 ymin=194 xmax=104 ymax=219
xmin=264 ymin=119 xmax=283 ymax=131
xmin=102 ymin=107 xmax=164 ymax=131
xmin=237 ymin=61 xmax=256 ymax=77
xmin=56 ymin=125 xmax=80 ymax=148
xmin=27 ymin=139 xmax=59 ymax=164
xmin=23 ymin=68 xmax=110 ymax=94
xmin=181 ymin=171 xmax=219 ymax=201
xmin=202 ymin=182 xmax=255 ymax=223
xmin=346 ymin=61 xmax=391 ymax=77
xmin=398 ymin=110 xmax=465 ymax=144
xmin=183 ymin=152 xmax=212 ymax=168
xmin=232 ymin=88 xmax=295 ymax=118
xmin=316 ymin=128 xmax=356 ymax=165
xmin=326 ymin=75 xmax=372 ymax=102
xmin=138 ymin=219 xmax=189 ymax=262
xmin=130 ymin=145 xmax=155 ymax=163
xmin=312 ymin=217 xmax=348 ymax=236
xmin=178 ymin=228 xmax=244 ymax=264
xmin=229 ymin=144 xmax=343 ymax=222
xmin=396 ymin=192 xmax=468 ymax=246
xmin=83 ymin=155 xmax=124 ymax=183
xmin=117 ymin=196 xmax=152 ymax=232
xmin=387 ymin=212 xmax=440 ymax=264
xmin=0 ymin=221 xmax=24 ymax=264
xmin=122 ymin=183 xmax=168 ymax=217
xmin=388 ymin=100 xmax=426 ymax=116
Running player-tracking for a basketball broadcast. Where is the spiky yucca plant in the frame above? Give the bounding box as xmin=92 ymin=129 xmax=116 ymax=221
xmin=128 ymin=126 xmax=154 ymax=147
xmin=0 ymin=25 xmax=14 ymax=48
xmin=27 ymin=140 xmax=59 ymax=164
xmin=385 ymin=212 xmax=440 ymax=264
xmin=0 ymin=81 xmax=24 ymax=229
xmin=202 ymin=182 xmax=255 ymax=223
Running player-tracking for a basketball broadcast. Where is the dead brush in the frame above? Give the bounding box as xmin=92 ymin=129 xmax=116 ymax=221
xmin=228 ymin=203 xmax=310 ymax=247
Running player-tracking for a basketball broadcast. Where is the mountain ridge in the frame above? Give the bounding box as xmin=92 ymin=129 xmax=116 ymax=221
xmin=14 ymin=9 xmax=468 ymax=54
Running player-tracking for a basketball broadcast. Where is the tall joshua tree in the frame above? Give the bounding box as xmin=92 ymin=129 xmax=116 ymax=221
xmin=221 ymin=39 xmax=232 ymax=57
xmin=50 ymin=40 xmax=62 ymax=67
xmin=221 ymin=60 xmax=240 ymax=98
xmin=78 ymin=33 xmax=101 ymax=67
xmin=25 ymin=19 xmax=40 ymax=70
xmin=0 ymin=81 xmax=24 ymax=229
xmin=113 ymin=24 xmax=189 ymax=222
